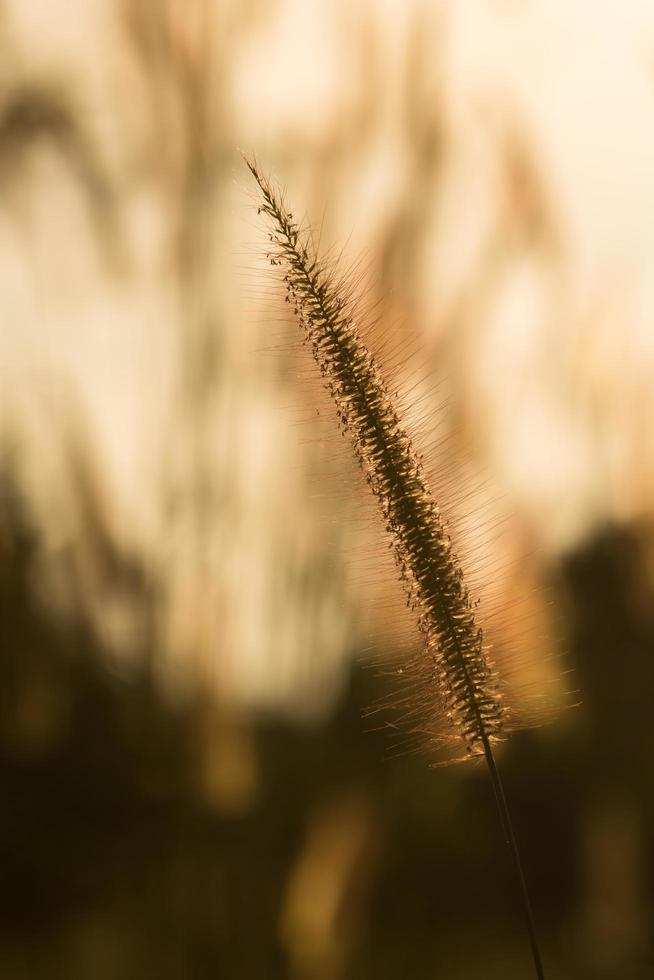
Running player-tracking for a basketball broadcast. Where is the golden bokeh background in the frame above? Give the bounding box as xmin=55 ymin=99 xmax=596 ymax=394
xmin=1 ymin=2 xmax=654 ymax=977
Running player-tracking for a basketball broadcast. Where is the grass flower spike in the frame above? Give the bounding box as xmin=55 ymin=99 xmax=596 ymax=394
xmin=243 ymin=154 xmax=547 ymax=979
xmin=243 ymin=154 xmax=507 ymax=755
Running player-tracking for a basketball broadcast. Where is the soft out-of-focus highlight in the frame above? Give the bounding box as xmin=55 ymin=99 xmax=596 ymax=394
xmin=2 ymin=2 xmax=654 ymax=978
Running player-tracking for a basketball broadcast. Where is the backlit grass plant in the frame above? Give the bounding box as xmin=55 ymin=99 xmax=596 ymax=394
xmin=244 ymin=154 xmax=549 ymax=979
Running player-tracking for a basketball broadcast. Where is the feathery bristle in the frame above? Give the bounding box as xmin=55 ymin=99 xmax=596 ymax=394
xmin=243 ymin=154 xmax=509 ymax=757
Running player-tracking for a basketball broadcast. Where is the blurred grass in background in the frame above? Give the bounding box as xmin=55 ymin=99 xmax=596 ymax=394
xmin=1 ymin=1 xmax=654 ymax=977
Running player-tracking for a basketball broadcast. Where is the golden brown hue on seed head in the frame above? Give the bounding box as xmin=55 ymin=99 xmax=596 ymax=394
xmin=244 ymin=154 xmax=508 ymax=757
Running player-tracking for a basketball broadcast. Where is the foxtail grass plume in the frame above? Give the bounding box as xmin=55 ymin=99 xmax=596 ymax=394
xmin=243 ymin=154 xmax=549 ymax=979
xmin=243 ymin=153 xmax=508 ymax=760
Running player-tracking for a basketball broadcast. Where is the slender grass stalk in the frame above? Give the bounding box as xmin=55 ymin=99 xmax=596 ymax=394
xmin=243 ymin=153 xmax=546 ymax=979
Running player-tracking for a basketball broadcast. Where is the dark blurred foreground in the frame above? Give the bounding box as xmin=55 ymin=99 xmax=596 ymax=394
xmin=2 ymin=472 xmax=654 ymax=980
